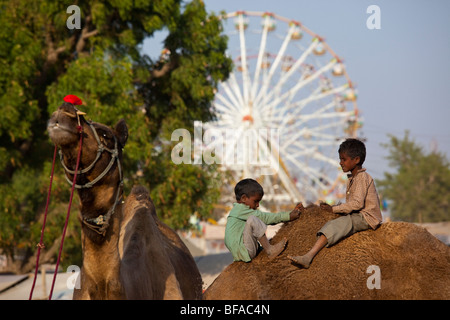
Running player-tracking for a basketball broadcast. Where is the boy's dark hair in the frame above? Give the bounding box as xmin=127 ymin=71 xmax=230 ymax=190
xmin=338 ymin=138 xmax=366 ymax=166
xmin=234 ymin=178 xmax=264 ymax=201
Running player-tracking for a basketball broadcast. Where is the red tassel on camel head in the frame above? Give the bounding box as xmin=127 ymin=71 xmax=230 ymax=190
xmin=63 ymin=95 xmax=85 ymax=133
xmin=63 ymin=94 xmax=83 ymax=105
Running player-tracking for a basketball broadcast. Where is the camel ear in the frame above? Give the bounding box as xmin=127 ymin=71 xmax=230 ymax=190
xmin=115 ymin=119 xmax=128 ymax=148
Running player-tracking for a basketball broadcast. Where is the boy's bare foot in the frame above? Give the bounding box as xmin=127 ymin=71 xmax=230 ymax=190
xmin=287 ymin=255 xmax=312 ymax=268
xmin=266 ymin=238 xmax=287 ymax=259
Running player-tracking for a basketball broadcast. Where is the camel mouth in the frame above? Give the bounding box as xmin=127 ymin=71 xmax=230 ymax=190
xmin=47 ymin=120 xmax=79 ymax=146
xmin=47 ymin=103 xmax=86 ymax=146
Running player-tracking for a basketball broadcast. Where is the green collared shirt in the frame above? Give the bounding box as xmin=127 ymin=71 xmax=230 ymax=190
xmin=224 ymin=203 xmax=290 ymax=262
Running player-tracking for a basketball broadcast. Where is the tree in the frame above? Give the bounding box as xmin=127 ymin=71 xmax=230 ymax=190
xmin=377 ymin=131 xmax=450 ymax=223
xmin=0 ymin=0 xmax=231 ymax=273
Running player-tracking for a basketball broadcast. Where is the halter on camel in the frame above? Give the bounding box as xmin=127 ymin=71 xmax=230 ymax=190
xmin=29 ymin=95 xmax=123 ymax=300
xmin=59 ymin=119 xmax=124 ymax=236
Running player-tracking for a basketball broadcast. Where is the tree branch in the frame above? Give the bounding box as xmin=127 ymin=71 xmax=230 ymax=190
xmin=75 ymin=15 xmax=98 ymax=54
xmin=150 ymin=60 xmax=176 ymax=79
xmin=75 ymin=29 xmax=99 ymax=54
xmin=44 ymin=30 xmax=59 ymax=66
xmin=44 ymin=28 xmax=75 ymax=68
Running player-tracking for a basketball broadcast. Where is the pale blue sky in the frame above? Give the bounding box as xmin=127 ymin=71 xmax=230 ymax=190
xmin=144 ymin=0 xmax=450 ymax=180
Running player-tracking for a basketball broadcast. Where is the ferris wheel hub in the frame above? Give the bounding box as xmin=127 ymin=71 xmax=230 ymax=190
xmin=242 ymin=114 xmax=254 ymax=123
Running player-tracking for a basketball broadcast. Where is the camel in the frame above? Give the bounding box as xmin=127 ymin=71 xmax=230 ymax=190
xmin=47 ymin=100 xmax=202 ymax=299
xmin=204 ymin=205 xmax=450 ymax=300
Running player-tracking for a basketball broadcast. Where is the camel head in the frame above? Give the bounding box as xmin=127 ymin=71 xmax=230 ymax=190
xmin=48 ymin=100 xmax=128 ymax=179
xmin=48 ymin=98 xmax=128 ymax=165
xmin=48 ymin=101 xmax=128 ymax=150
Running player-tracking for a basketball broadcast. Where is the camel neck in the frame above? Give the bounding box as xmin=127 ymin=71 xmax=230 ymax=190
xmin=78 ymin=184 xmax=123 ymax=241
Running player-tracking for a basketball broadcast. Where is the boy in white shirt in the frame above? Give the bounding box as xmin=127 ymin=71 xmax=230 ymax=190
xmin=288 ymin=139 xmax=382 ymax=268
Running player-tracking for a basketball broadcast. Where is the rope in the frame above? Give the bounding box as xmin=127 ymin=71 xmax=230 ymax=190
xmin=28 ymin=144 xmax=58 ymax=300
xmin=48 ymin=127 xmax=83 ymax=300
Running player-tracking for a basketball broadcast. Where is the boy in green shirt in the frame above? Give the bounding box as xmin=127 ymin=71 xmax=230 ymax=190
xmin=225 ymin=179 xmax=303 ymax=262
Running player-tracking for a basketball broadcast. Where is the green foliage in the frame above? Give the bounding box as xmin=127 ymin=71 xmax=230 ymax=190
xmin=377 ymin=131 xmax=450 ymax=223
xmin=0 ymin=0 xmax=231 ymax=272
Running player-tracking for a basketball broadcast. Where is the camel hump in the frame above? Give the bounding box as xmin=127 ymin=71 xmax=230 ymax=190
xmin=204 ymin=205 xmax=450 ymax=300
xmin=124 ymin=185 xmax=157 ymax=219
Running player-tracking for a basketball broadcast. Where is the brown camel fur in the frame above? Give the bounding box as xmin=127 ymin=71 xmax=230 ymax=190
xmin=48 ymin=102 xmax=202 ymax=299
xmin=204 ymin=205 xmax=450 ymax=300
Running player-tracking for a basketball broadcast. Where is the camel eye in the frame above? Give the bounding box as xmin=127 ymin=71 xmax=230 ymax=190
xmin=100 ymin=133 xmax=108 ymax=142
xmin=99 ymin=131 xmax=113 ymax=145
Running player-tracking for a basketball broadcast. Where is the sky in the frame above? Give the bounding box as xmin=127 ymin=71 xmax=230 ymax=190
xmin=143 ymin=0 xmax=450 ymax=181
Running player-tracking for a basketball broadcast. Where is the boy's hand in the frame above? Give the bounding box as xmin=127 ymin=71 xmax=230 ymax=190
xmin=319 ymin=202 xmax=333 ymax=213
xmin=294 ymin=202 xmax=305 ymax=212
xmin=289 ymin=210 xmax=300 ymax=221
xmin=289 ymin=202 xmax=304 ymax=221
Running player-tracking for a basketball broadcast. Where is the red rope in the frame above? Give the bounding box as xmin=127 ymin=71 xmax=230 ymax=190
xmin=29 ymin=144 xmax=58 ymax=300
xmin=48 ymin=129 xmax=83 ymax=300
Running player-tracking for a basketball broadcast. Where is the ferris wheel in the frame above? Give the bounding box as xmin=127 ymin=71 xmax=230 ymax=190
xmin=203 ymin=11 xmax=362 ymax=206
